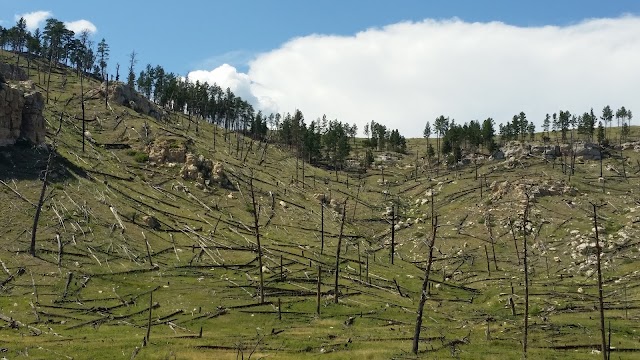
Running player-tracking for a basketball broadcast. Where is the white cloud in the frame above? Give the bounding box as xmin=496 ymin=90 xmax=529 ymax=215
xmin=13 ymin=11 xmax=97 ymax=35
xmin=187 ymin=64 xmax=278 ymax=114
xmin=192 ymin=16 xmax=640 ymax=137
xmin=15 ymin=11 xmax=52 ymax=32
xmin=64 ymin=19 xmax=97 ymax=34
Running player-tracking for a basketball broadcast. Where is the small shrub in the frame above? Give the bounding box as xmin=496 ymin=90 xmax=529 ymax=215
xmin=530 ymin=305 xmax=541 ymax=316
xmin=134 ymin=152 xmax=149 ymax=163
xmin=126 ymin=150 xmax=149 ymax=163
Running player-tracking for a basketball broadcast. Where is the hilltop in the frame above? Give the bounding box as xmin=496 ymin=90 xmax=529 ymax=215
xmin=1 ymin=49 xmax=640 ymax=360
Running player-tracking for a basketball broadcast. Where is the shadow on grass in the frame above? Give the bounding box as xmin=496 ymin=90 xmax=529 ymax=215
xmin=0 ymin=140 xmax=87 ymax=182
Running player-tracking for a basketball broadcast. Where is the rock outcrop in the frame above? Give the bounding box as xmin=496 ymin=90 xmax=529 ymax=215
xmin=0 ymin=80 xmax=46 ymax=146
xmin=0 ymin=63 xmax=28 ymax=81
xmin=147 ymin=138 xmax=187 ymax=164
xmin=489 ymin=179 xmax=577 ymax=202
xmin=100 ymin=82 xmax=165 ymax=120
xmin=180 ymin=152 xmax=230 ymax=189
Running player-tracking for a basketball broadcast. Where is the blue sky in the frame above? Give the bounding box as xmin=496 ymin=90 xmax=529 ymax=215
xmin=2 ymin=1 xmax=640 ymax=136
xmin=2 ymin=0 xmax=638 ymax=76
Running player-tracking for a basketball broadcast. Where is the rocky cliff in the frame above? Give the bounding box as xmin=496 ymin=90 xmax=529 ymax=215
xmin=0 ymin=62 xmax=28 ymax=82
xmin=0 ymin=79 xmax=46 ymax=146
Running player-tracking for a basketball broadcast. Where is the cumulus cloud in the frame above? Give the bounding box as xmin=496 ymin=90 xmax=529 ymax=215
xmin=14 ymin=11 xmax=97 ymax=35
xmin=192 ymin=16 xmax=640 ymax=137
xmin=187 ymin=64 xmax=278 ymax=114
xmin=64 ymin=19 xmax=97 ymax=34
xmin=15 ymin=11 xmax=52 ymax=31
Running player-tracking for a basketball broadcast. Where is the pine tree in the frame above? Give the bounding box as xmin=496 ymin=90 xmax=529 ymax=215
xmin=97 ymin=38 xmax=110 ymax=80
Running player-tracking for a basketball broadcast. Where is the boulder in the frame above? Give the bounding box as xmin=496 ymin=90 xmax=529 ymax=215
xmin=574 ymin=143 xmax=601 ymax=160
xmin=180 ymin=164 xmax=199 ymax=180
xmin=178 ymin=152 xmax=229 ymax=188
xmin=142 ymin=215 xmax=160 ymax=230
xmin=490 ymin=150 xmax=505 ymax=161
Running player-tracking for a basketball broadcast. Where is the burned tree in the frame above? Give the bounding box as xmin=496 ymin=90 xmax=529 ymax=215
xmin=412 ymin=215 xmax=438 ymax=354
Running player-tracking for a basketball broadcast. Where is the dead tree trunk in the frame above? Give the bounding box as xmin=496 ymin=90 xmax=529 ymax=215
xmin=333 ymin=200 xmax=347 ymax=304
xmin=352 ymin=182 xmax=361 ymax=221
xmin=486 ymin=214 xmax=498 ymax=270
xmin=522 ymin=194 xmax=530 ymax=359
xmin=145 ymin=290 xmax=153 ymax=345
xmin=391 ymin=205 xmax=395 ymax=265
xmin=250 ymin=178 xmax=265 ymax=303
xmin=80 ymin=68 xmax=86 ymax=152
xmin=316 ymin=265 xmax=322 ymax=316
xmin=592 ymin=203 xmax=607 ymax=360
xmin=105 ymin=73 xmax=109 ymax=109
xmin=412 ymin=215 xmax=438 ymax=354
xmin=509 ymin=218 xmax=521 ymax=265
xmin=321 ymin=202 xmax=325 ymax=255
xmin=30 ymin=151 xmax=53 ymax=256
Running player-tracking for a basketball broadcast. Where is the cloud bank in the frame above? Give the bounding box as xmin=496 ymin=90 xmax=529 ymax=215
xmin=192 ymin=16 xmax=640 ymax=137
xmin=15 ymin=11 xmax=97 ymax=35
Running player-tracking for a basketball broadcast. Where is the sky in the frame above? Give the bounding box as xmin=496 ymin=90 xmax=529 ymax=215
xmin=2 ymin=0 xmax=640 ymax=137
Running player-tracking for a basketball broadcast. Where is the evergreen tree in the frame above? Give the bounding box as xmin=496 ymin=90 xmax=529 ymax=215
xmin=543 ymin=114 xmax=550 ymax=140
xmin=481 ymin=117 xmax=496 ymax=151
xmin=423 ymin=121 xmax=431 ymax=141
xmin=601 ymin=105 xmax=613 ymax=139
xmin=597 ymin=121 xmax=606 ymax=145
xmin=97 ymin=38 xmax=110 ymax=80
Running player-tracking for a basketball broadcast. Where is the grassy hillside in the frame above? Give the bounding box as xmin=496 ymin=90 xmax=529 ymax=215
xmin=1 ymin=49 xmax=640 ymax=359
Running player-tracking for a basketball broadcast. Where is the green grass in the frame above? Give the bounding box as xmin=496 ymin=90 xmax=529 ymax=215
xmin=1 ymin=49 xmax=640 ymax=359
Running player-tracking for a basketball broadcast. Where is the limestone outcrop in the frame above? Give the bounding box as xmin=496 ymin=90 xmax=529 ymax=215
xmin=179 ymin=153 xmax=230 ymax=189
xmin=147 ymin=138 xmax=187 ymax=164
xmin=0 ymin=80 xmax=46 ymax=146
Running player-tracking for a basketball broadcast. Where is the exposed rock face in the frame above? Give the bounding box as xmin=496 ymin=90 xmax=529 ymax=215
xmin=499 ymin=141 xmax=604 ymax=161
xmin=0 ymin=80 xmax=46 ymax=146
xmin=0 ymin=63 xmax=28 ymax=81
xmin=147 ymin=139 xmax=187 ymax=164
xmin=179 ymin=152 xmax=230 ymax=188
xmin=100 ymin=82 xmax=165 ymax=120
xmin=574 ymin=143 xmax=602 ymax=160
xmin=489 ymin=179 xmax=577 ymax=202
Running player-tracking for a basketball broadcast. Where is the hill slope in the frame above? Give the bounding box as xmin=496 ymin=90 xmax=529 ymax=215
xmin=1 ymin=50 xmax=640 ymax=359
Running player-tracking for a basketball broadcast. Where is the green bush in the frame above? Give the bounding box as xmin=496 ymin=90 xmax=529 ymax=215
xmin=126 ymin=150 xmax=149 ymax=163
xmin=134 ymin=152 xmax=149 ymax=163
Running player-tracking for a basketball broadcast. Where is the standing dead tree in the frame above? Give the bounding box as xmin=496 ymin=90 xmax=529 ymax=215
xmin=250 ymin=177 xmax=265 ymax=303
xmin=522 ymin=193 xmax=531 ymax=359
xmin=30 ymin=151 xmax=53 ymax=256
xmin=333 ymin=199 xmax=348 ymax=304
xmin=591 ymin=202 xmax=607 ymax=360
xmin=30 ymin=107 xmax=66 ymax=256
xmin=485 ymin=213 xmax=498 ymax=270
xmin=412 ymin=215 xmax=438 ymax=354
